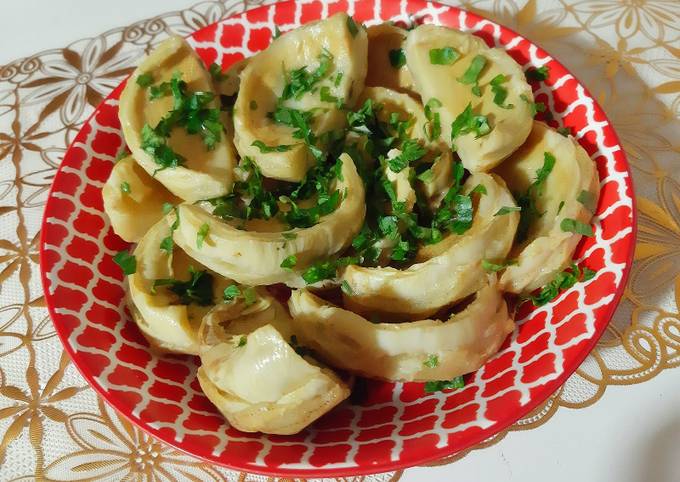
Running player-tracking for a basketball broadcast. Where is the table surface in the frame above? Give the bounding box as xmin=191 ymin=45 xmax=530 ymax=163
xmin=1 ymin=1 xmax=679 ymax=481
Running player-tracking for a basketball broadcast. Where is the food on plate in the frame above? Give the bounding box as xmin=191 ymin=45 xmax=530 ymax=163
xmin=495 ymin=121 xmax=600 ymax=293
xmin=106 ymin=14 xmax=600 ymax=435
xmin=118 ymin=36 xmax=237 ymax=202
xmin=127 ymin=220 xmax=232 ymax=355
xmin=170 ymin=152 xmax=365 ymax=287
xmin=341 ymin=173 xmax=519 ymax=319
xmin=289 ymin=276 xmax=513 ymax=381
xmin=233 ymin=12 xmax=368 ymax=182
xmin=102 ymin=155 xmax=178 ymax=242
xmin=197 ymin=298 xmax=350 ymax=434
xmin=405 ymin=24 xmax=534 ymax=172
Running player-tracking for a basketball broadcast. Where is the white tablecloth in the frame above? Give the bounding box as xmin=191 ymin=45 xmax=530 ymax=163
xmin=1 ymin=1 xmax=679 ymax=481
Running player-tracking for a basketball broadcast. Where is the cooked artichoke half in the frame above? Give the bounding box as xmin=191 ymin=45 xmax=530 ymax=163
xmin=199 ymin=289 xmax=294 ymax=345
xmin=198 ymin=323 xmax=350 ymax=435
xmin=128 ymin=219 xmax=231 ymax=355
xmin=342 ymin=172 xmax=518 ymax=320
xmin=289 ymin=275 xmax=513 ymax=382
xmin=496 ymin=121 xmax=600 ymax=293
xmin=405 ymin=24 xmax=533 ymax=172
xmin=119 ymin=36 xmax=236 ymax=202
xmin=366 ymin=23 xmax=416 ymax=95
xmin=358 ymin=86 xmax=454 ymax=210
xmin=102 ymin=155 xmax=178 ymax=242
xmin=172 ymin=153 xmax=366 ymax=286
xmin=233 ymin=12 xmax=368 ymax=182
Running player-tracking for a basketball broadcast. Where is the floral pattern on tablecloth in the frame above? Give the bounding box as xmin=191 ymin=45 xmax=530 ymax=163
xmin=0 ymin=0 xmax=679 ymax=480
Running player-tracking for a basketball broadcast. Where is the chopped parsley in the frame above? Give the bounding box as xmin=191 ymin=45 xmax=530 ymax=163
xmin=113 ymin=250 xmax=136 ymax=275
xmin=243 ymin=286 xmax=257 ymax=306
xmin=249 ymin=100 xmax=258 ymax=110
xmin=482 ymin=259 xmax=517 ymax=272
xmin=320 ymin=86 xmax=343 ymax=108
xmin=520 ymin=94 xmax=546 ymax=117
xmin=340 ymin=280 xmax=355 ymax=296
xmin=389 ymin=48 xmax=406 ymax=68
xmin=424 ymin=354 xmax=439 ymax=368
xmin=424 ymin=98 xmax=442 ymax=141
xmin=525 ymin=66 xmax=549 ymax=81
xmin=450 ymin=103 xmax=492 ymax=147
xmin=196 ymin=222 xmax=210 ymax=249
xmin=495 ymin=206 xmax=521 ymax=216
xmin=209 ymin=63 xmax=226 ymax=82
xmin=526 ymin=263 xmax=596 ymax=306
xmin=417 ymin=168 xmax=434 ymax=183
xmin=557 ymin=200 xmax=565 ymax=215
xmin=115 ymin=147 xmax=130 ymax=162
xmin=577 ymin=190 xmax=597 ymax=212
xmin=223 ymin=284 xmax=241 ymax=302
xmin=515 ymin=151 xmax=555 ymax=243
xmin=160 ymin=204 xmax=180 ymax=254
xmin=457 ymin=55 xmax=486 ymax=96
xmin=141 ymin=124 xmax=186 ymax=173
xmin=471 ymin=183 xmax=487 ymax=195
xmin=251 ymin=140 xmax=294 ymax=153
xmin=281 ymin=50 xmax=333 ymax=101
xmin=560 ymin=218 xmax=594 ymax=237
xmin=557 ymin=127 xmax=571 ymax=137
xmin=136 ymin=73 xmax=154 ymax=88
xmin=302 ymin=259 xmax=338 ymax=284
xmin=153 ymin=267 xmax=214 ymax=306
xmin=237 ymin=335 xmax=247 ymax=347
xmin=424 ymin=376 xmax=464 ymax=393
xmin=490 ymin=74 xmax=513 ymax=109
xmin=141 ymin=72 xmax=224 ymax=170
xmin=280 ymin=255 xmax=297 ymax=270
xmin=347 ymin=16 xmax=360 ymax=37
xmin=429 ymin=47 xmax=460 ymax=65
xmin=282 ymin=231 xmax=298 ymax=240
xmin=120 ymin=181 xmax=131 ymax=194
xmin=387 ymin=139 xmax=427 ymax=173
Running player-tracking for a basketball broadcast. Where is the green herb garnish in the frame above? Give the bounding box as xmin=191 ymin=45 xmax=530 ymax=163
xmin=424 ymin=376 xmax=464 ymax=393
xmin=457 ymin=55 xmax=486 ymax=96
xmin=120 ymin=181 xmax=131 ymax=194
xmin=560 ymin=218 xmax=594 ymax=237
xmin=495 ymin=206 xmax=521 ymax=216
xmin=429 ymin=47 xmax=460 ymax=65
xmin=577 ymin=190 xmax=597 ymax=212
xmin=389 ymin=48 xmax=406 ymax=68
xmin=424 ymin=354 xmax=439 ymax=368
xmin=153 ymin=267 xmax=213 ymax=306
xmin=237 ymin=335 xmax=247 ymax=347
xmin=136 ymin=73 xmax=154 ymax=88
xmin=490 ymin=74 xmax=513 ymax=109
xmin=515 ymin=152 xmax=556 ymax=243
xmin=280 ymin=255 xmax=297 ymax=270
xmin=482 ymin=259 xmax=517 ymax=272
xmin=525 ymin=66 xmax=549 ymax=81
xmin=113 ymin=251 xmax=136 ymax=275
xmin=251 ymin=140 xmax=294 ymax=153
xmin=424 ymin=98 xmax=442 ymax=141
xmin=347 ymin=16 xmax=359 ymax=37
xmin=196 ymin=222 xmax=210 ymax=249
xmin=450 ymin=103 xmax=492 ymax=146
xmin=387 ymin=139 xmax=427 ymax=172
xmin=223 ymin=284 xmax=241 ymax=302
xmin=527 ymin=263 xmax=596 ymax=306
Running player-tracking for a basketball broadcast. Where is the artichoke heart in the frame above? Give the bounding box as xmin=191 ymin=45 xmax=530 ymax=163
xmin=128 ymin=220 xmax=232 ymax=355
xmin=102 ymin=155 xmax=179 ymax=242
xmin=119 ymin=36 xmax=237 ymax=202
xmin=342 ymin=172 xmax=519 ymax=319
xmin=233 ymin=12 xmax=368 ymax=182
xmin=496 ymin=121 xmax=600 ymax=293
xmin=289 ymin=276 xmax=514 ymax=382
xmin=198 ymin=321 xmax=350 ymax=435
xmin=171 ymin=153 xmax=365 ymax=287
xmin=405 ymin=24 xmax=534 ymax=172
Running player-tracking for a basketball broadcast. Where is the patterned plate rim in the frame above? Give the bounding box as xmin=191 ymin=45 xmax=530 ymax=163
xmin=39 ymin=0 xmax=638 ymax=477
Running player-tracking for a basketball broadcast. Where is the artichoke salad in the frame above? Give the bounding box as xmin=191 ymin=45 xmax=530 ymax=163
xmin=105 ymin=13 xmax=599 ymax=435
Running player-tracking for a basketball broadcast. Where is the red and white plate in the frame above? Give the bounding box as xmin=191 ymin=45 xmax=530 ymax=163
xmin=39 ymin=0 xmax=636 ymax=477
